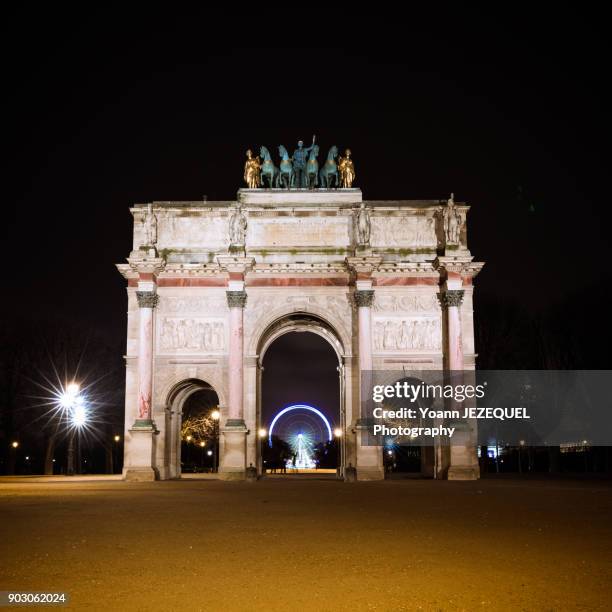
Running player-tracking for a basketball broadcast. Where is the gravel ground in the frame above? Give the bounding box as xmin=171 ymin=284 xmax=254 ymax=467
xmin=1 ymin=476 xmax=611 ymax=611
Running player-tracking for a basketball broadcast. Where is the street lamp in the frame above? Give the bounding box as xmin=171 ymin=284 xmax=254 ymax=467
xmin=199 ymin=440 xmax=206 ymax=468
xmin=333 ymin=429 xmax=344 ymax=477
xmin=11 ymin=441 xmax=19 ymax=449
xmin=211 ymin=409 xmax=220 ymax=472
xmin=114 ymin=435 xmax=121 ymax=443
xmin=258 ymin=428 xmax=267 ymax=476
xmin=60 ymin=382 xmax=88 ymax=476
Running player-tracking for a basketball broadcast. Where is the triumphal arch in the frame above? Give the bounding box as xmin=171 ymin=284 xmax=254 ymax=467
xmin=117 ymin=148 xmax=484 ymax=481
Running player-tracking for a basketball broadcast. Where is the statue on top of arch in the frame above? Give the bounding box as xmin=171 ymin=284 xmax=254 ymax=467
xmin=242 ymin=137 xmax=356 ymax=190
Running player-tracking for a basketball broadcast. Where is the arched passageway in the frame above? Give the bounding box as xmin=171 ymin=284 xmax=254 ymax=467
xmin=258 ymin=315 xmax=344 ymax=477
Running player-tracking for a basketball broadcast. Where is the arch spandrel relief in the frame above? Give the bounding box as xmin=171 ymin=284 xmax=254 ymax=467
xmin=245 ymin=293 xmax=353 ymax=356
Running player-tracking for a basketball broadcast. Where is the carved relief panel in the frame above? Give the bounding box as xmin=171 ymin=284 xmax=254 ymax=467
xmin=373 ymin=290 xmax=441 ymax=352
xmin=156 ymin=294 xmax=228 ymax=354
xmin=373 ymin=318 xmax=441 ymax=351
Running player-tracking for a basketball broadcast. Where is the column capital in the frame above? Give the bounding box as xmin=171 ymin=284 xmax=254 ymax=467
xmin=354 ymin=289 xmax=375 ymax=308
xmin=227 ymin=290 xmax=247 ymax=308
xmin=438 ymin=289 xmax=464 ymax=308
xmin=136 ymin=291 xmax=159 ymax=308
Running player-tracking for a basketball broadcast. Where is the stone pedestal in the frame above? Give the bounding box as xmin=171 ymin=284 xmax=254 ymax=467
xmin=219 ymin=420 xmax=248 ymax=480
xmin=448 ymin=426 xmax=479 ymax=480
xmin=124 ymin=423 xmax=158 ymax=481
xmin=355 ymin=422 xmax=385 ymax=481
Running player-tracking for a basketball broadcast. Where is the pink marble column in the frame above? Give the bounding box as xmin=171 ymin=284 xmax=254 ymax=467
xmin=136 ymin=291 xmax=158 ymax=424
xmin=355 ymin=289 xmax=374 ymax=373
xmin=226 ymin=290 xmax=247 ymax=424
xmin=441 ymin=289 xmax=464 ymax=371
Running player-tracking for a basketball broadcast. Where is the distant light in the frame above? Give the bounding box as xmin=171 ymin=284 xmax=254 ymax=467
xmin=583 ymin=440 xmax=588 ymax=445
xmin=387 ymin=450 xmax=393 ymax=456
xmin=200 ymin=441 xmax=205 ymax=447
xmin=207 ymin=450 xmax=213 ymax=456
xmin=59 ymin=393 xmax=73 ymax=409
xmin=211 ymin=410 xmax=220 ymax=421
xmin=519 ymin=440 xmax=525 ymax=446
xmin=11 ymin=441 xmax=18 ymax=449
xmin=186 ymin=435 xmax=192 ymax=442
xmin=114 ymin=435 xmax=121 ymax=442
xmin=72 ymin=403 xmax=87 ymax=427
xmin=52 ymin=459 xmax=56 ymax=463
xmin=258 ymin=428 xmax=267 ymax=439
xmin=25 ymin=456 xmax=29 ymax=461
xmin=334 ymin=428 xmax=342 ymax=438
xmin=67 ymin=382 xmax=80 ymax=396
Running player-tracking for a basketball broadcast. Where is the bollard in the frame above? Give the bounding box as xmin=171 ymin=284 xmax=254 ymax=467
xmin=344 ymin=462 xmax=357 ymax=482
xmin=246 ymin=463 xmax=258 ymax=482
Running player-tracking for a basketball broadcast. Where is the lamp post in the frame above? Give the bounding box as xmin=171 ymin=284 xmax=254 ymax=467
xmin=258 ymin=428 xmax=267 ymax=476
xmin=334 ymin=428 xmax=342 ymax=477
xmin=61 ymin=383 xmax=86 ymax=477
xmin=199 ymin=441 xmax=206 ymax=469
xmin=211 ymin=409 xmax=220 ymax=472
xmin=112 ymin=435 xmax=121 ymax=474
xmin=9 ymin=441 xmax=19 ymax=475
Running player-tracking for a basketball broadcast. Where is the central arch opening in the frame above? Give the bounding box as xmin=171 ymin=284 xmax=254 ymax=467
xmin=261 ymin=328 xmax=340 ymax=476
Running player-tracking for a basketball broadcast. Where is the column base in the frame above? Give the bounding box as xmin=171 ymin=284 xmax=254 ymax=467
xmin=219 ymin=420 xmax=248 ymax=480
xmin=355 ymin=423 xmax=385 ymax=481
xmin=124 ymin=467 xmax=157 ymax=482
xmin=447 ymin=424 xmax=478 ymax=481
xmin=356 ymin=466 xmax=385 ymax=481
xmin=447 ymin=466 xmax=480 ymax=481
xmin=123 ymin=421 xmax=159 ymax=482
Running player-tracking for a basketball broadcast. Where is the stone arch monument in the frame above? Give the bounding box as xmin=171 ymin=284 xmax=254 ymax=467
xmin=117 ymin=187 xmax=484 ymax=481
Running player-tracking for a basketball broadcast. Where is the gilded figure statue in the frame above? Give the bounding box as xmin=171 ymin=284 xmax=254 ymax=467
xmin=338 ymin=148 xmax=356 ymax=188
xmin=243 ymin=149 xmax=262 ymax=189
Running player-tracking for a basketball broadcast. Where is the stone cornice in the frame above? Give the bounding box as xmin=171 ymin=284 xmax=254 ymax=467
xmin=373 ymin=262 xmax=439 ymax=276
xmin=217 ymin=256 xmax=256 ymax=274
xmin=158 ymin=263 xmax=224 ymax=277
xmin=116 ymin=263 xmax=138 ymax=281
xmin=435 ymin=256 xmax=484 ymax=278
xmin=252 ymin=263 xmax=349 ymax=275
xmin=127 ymin=255 xmax=166 ymax=276
xmin=345 ymin=256 xmax=383 ymax=275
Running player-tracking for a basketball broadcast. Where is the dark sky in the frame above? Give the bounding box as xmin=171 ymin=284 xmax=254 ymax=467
xmin=2 ymin=8 xmax=611 ymax=352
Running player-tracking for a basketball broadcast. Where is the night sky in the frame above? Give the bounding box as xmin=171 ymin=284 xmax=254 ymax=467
xmin=3 ymin=9 xmax=611 ymax=373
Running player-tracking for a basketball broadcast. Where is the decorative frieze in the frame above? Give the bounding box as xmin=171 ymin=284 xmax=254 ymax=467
xmin=373 ymin=293 xmax=440 ymax=313
xmin=158 ymin=295 xmax=227 ymax=314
